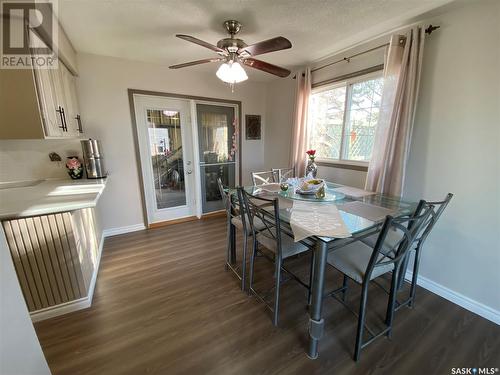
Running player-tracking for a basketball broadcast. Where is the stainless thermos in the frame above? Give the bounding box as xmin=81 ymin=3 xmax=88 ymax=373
xmin=81 ymin=139 xmax=107 ymax=179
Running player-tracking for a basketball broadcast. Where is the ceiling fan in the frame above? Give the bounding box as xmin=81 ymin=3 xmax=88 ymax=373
xmin=169 ymin=20 xmax=292 ymax=85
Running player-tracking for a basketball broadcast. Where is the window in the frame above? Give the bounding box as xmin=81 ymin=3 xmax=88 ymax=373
xmin=308 ymin=73 xmax=384 ymax=163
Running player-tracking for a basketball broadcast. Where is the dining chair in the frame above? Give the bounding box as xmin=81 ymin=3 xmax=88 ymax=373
xmin=360 ymin=193 xmax=453 ymax=308
xmin=325 ymin=205 xmax=433 ymax=361
xmin=251 ymin=171 xmax=276 ymax=186
xmin=217 ymin=178 xmax=265 ymax=291
xmin=272 ymin=167 xmax=295 ymax=182
xmin=240 ymin=188 xmax=313 ymax=326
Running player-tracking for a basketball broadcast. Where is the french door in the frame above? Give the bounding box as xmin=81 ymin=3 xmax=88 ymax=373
xmin=133 ymin=93 xmax=239 ymax=225
xmin=196 ymin=103 xmax=236 ymax=213
xmin=133 ymin=95 xmax=196 ymax=224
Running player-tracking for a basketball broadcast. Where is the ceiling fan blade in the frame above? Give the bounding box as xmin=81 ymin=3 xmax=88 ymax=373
xmin=239 ymin=36 xmax=292 ymax=56
xmin=242 ymin=58 xmax=291 ymax=78
xmin=176 ymin=34 xmax=226 ymax=54
xmin=169 ymin=57 xmax=225 ymax=69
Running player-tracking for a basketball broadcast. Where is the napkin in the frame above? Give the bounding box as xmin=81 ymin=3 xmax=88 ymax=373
xmin=290 ymin=201 xmax=351 ymax=242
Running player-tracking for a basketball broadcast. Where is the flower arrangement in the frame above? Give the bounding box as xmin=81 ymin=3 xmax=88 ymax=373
xmin=306 ymin=149 xmax=316 ymax=160
xmin=66 ymin=156 xmax=83 ymax=179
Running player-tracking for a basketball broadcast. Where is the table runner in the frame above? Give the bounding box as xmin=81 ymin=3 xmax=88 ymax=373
xmin=290 ymin=200 xmax=351 ymax=242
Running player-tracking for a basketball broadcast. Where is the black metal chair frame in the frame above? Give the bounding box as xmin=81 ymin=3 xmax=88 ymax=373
xmin=217 ymin=178 xmax=249 ymax=291
xmin=398 ymin=193 xmax=453 ymax=307
xmin=325 ymin=205 xmax=434 ymax=361
xmin=371 ymin=193 xmax=454 ymax=311
xmin=240 ymin=188 xmax=313 ymax=326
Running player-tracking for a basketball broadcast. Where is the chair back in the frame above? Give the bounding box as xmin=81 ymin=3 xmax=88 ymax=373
xmin=414 ymin=193 xmax=453 ymax=249
xmin=365 ymin=205 xmax=434 ymax=281
xmin=251 ymin=171 xmax=276 ymax=186
xmin=240 ymin=188 xmax=282 ymax=257
xmin=272 ymin=167 xmax=295 ymax=182
xmin=217 ymin=178 xmax=239 ymax=220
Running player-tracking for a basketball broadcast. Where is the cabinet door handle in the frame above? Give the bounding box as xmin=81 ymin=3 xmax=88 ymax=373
xmin=56 ymin=106 xmax=65 ymax=131
xmin=61 ymin=107 xmax=68 ymax=132
xmin=75 ymin=114 xmax=83 ymax=133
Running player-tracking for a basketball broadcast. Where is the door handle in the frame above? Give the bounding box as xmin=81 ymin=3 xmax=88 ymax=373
xmin=186 ymin=161 xmax=192 ymax=166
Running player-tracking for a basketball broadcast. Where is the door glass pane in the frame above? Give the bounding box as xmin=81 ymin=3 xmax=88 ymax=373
xmin=146 ymin=109 xmax=186 ymax=209
xmin=197 ymin=104 xmax=236 ymax=213
xmin=199 ymin=112 xmax=230 ymax=163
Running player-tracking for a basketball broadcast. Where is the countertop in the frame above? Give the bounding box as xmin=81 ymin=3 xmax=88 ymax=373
xmin=0 ymin=178 xmax=107 ymax=219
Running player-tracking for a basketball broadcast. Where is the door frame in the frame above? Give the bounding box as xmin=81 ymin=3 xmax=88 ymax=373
xmin=128 ymin=89 xmax=242 ymax=227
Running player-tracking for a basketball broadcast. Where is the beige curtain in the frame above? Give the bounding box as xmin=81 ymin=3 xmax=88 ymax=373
xmin=290 ymin=67 xmax=311 ymax=177
xmin=365 ymin=27 xmax=425 ymax=197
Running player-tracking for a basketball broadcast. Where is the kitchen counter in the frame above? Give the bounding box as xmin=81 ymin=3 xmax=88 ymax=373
xmin=0 ymin=178 xmax=107 ymax=219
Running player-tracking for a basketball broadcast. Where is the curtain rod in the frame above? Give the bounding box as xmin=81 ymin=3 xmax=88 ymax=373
xmin=293 ymin=24 xmax=440 ymax=79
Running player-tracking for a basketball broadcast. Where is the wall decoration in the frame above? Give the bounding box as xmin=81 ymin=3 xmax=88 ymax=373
xmin=245 ymin=115 xmax=261 ymax=140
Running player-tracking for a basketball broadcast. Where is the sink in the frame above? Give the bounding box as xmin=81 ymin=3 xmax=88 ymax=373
xmin=0 ymin=179 xmax=44 ymax=190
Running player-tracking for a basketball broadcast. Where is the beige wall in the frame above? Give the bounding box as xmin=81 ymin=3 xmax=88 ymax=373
xmin=0 ymin=230 xmax=51 ymax=375
xmin=264 ymin=77 xmax=295 ymax=170
xmin=404 ymin=0 xmax=500 ymax=313
xmin=76 ymin=53 xmax=268 ymax=232
xmin=0 ymin=139 xmax=82 ymax=182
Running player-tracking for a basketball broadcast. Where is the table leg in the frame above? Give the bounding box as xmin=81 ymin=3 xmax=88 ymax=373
xmin=307 ymin=240 xmax=328 ymax=359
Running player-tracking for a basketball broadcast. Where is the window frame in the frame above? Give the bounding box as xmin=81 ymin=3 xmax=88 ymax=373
xmin=308 ymin=70 xmax=383 ymax=169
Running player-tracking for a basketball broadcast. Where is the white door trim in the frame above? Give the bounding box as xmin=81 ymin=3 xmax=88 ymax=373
xmin=132 ymin=94 xmax=198 ymax=224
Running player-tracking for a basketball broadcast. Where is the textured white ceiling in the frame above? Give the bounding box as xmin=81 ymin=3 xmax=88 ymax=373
xmin=58 ymin=0 xmax=453 ymax=81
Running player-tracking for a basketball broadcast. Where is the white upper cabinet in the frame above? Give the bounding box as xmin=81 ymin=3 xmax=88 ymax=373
xmin=0 ymin=29 xmax=82 ymax=139
xmin=33 ymin=63 xmax=65 ymax=137
xmin=59 ymin=63 xmax=83 ymax=136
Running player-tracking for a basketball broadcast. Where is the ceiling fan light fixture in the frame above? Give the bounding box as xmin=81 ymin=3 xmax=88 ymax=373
xmin=216 ymin=61 xmax=248 ymax=84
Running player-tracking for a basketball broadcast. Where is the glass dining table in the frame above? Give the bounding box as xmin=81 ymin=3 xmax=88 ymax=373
xmin=228 ymin=182 xmax=417 ymax=359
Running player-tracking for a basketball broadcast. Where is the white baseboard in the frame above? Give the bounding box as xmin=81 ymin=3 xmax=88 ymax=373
xmin=405 ymin=270 xmax=500 ymax=325
xmin=102 ymin=223 xmax=146 ymax=238
xmin=30 ymin=296 xmax=92 ymax=322
xmin=31 ymin=233 xmax=106 ymax=322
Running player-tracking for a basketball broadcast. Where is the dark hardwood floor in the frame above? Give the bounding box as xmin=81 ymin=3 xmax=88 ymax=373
xmin=35 ymin=217 xmax=500 ymax=375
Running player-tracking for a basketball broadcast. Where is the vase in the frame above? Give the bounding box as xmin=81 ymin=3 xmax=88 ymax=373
xmin=305 ymin=158 xmax=318 ymax=178
xmin=67 ymin=156 xmax=83 ymax=179
xmin=68 ymin=167 xmax=83 ymax=179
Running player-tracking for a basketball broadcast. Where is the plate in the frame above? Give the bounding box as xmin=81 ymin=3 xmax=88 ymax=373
xmin=296 ymin=189 xmax=317 ymax=195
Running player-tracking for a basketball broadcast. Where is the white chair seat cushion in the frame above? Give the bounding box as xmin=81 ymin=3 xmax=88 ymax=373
xmin=231 ymin=216 xmax=266 ymax=231
xmin=256 ymin=232 xmax=309 ymax=259
xmin=327 ymin=241 xmax=394 ymax=284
